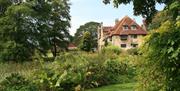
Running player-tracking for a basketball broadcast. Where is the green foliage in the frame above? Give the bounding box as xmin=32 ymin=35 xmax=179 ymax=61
xmin=0 ymin=51 xmax=136 ymax=91
xmin=103 ymin=0 xmax=175 ymax=23
xmin=34 ymin=52 xmax=134 ymax=90
xmin=137 ymin=1 xmax=180 ymax=90
xmin=148 ymin=0 xmax=180 ymax=30
xmin=102 ymin=45 xmax=121 ymax=55
xmin=74 ymin=22 xmax=100 ymax=49
xmin=80 ymin=31 xmax=93 ymax=52
xmin=103 ymin=60 xmax=129 ymax=84
xmin=34 ymin=67 xmax=64 ymax=91
xmin=0 ymin=61 xmax=41 ymax=82
xmin=127 ymin=48 xmax=139 ymax=55
xmin=0 ymin=1 xmax=36 ymax=62
xmin=34 ymin=53 xmax=87 ymax=91
xmin=0 ymin=73 xmax=37 ymax=91
xmin=0 ymin=0 xmax=12 ymax=17
xmin=0 ymin=0 xmax=71 ymax=61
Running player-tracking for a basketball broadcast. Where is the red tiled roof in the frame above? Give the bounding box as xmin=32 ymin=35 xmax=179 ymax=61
xmin=68 ymin=43 xmax=77 ymax=48
xmin=106 ymin=16 xmax=147 ymax=36
xmin=102 ymin=26 xmax=113 ymax=36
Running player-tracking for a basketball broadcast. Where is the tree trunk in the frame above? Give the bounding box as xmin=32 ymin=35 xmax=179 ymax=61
xmin=52 ymin=36 xmax=57 ymax=58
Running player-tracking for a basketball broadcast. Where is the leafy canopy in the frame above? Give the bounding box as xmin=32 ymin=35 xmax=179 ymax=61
xmin=137 ymin=1 xmax=180 ymax=90
xmin=0 ymin=0 xmax=71 ymax=61
xmin=74 ymin=22 xmax=99 ymax=49
xmin=103 ymin=0 xmax=175 ymax=23
xmin=80 ymin=31 xmax=93 ymax=52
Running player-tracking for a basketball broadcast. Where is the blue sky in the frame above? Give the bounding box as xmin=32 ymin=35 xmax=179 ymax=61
xmin=69 ymin=0 xmax=165 ymax=35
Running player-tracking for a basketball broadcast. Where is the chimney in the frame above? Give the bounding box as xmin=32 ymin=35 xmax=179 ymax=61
xmin=142 ymin=19 xmax=147 ymax=31
xmin=133 ymin=18 xmax=136 ymax=22
xmin=115 ymin=18 xmax=119 ymax=25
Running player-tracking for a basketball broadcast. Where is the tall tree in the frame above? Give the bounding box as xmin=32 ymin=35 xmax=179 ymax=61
xmin=74 ymin=22 xmax=99 ymax=49
xmin=31 ymin=0 xmax=71 ymax=57
xmin=46 ymin=0 xmax=71 ymax=57
xmin=0 ymin=1 xmax=36 ymax=61
xmin=0 ymin=0 xmax=71 ymax=61
xmin=103 ymin=0 xmax=175 ymax=24
xmin=80 ymin=31 xmax=92 ymax=52
xmin=35 ymin=0 xmax=70 ymax=57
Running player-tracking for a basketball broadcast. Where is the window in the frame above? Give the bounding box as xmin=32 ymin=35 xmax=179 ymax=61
xmin=120 ymin=35 xmax=128 ymax=40
xmin=131 ymin=44 xmax=138 ymax=47
xmin=110 ymin=37 xmax=112 ymax=41
xmin=121 ymin=44 xmax=126 ymax=48
xmin=131 ymin=25 xmax=137 ymax=30
xmin=131 ymin=35 xmax=137 ymax=39
xmin=123 ymin=25 xmax=128 ymax=30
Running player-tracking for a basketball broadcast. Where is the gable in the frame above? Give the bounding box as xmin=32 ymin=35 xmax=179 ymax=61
xmin=110 ymin=16 xmax=147 ymax=36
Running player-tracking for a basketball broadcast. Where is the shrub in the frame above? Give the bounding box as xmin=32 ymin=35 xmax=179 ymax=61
xmin=0 ymin=73 xmax=37 ymax=91
xmin=0 ymin=43 xmax=34 ymax=62
xmin=34 ymin=53 xmax=87 ymax=91
xmin=127 ymin=48 xmax=139 ymax=55
xmin=33 ymin=67 xmax=60 ymax=91
xmin=103 ymin=60 xmax=129 ymax=84
xmin=33 ymin=52 xmax=135 ymax=90
xmin=137 ymin=6 xmax=180 ymax=90
xmin=102 ymin=45 xmax=121 ymax=55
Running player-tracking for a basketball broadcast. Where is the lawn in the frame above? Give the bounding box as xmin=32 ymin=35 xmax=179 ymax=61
xmin=86 ymin=83 xmax=136 ymax=91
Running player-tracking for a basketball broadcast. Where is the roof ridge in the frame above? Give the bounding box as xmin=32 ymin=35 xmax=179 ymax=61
xmin=112 ymin=16 xmax=127 ymax=34
xmin=107 ymin=16 xmax=147 ymax=36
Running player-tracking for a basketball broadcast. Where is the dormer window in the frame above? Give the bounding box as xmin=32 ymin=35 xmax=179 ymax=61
xmin=131 ymin=25 xmax=137 ymax=30
xmin=123 ymin=25 xmax=128 ymax=30
xmin=120 ymin=35 xmax=128 ymax=40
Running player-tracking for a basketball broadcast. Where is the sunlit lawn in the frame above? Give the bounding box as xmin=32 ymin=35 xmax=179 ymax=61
xmin=86 ymin=83 xmax=136 ymax=91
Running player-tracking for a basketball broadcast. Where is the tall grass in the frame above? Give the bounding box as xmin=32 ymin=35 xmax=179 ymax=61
xmin=0 ymin=61 xmax=41 ymax=82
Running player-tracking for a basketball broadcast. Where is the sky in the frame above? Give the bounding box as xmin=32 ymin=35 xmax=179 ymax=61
xmin=69 ymin=0 xmax=165 ymax=35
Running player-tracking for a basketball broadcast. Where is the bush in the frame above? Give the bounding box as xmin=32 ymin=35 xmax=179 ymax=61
xmin=0 ymin=43 xmax=34 ymax=62
xmin=137 ymin=5 xmax=180 ymax=90
xmin=127 ymin=48 xmax=139 ymax=55
xmin=33 ymin=52 xmax=135 ymax=90
xmin=34 ymin=53 xmax=87 ymax=91
xmin=103 ymin=60 xmax=130 ymax=84
xmin=0 ymin=73 xmax=37 ymax=91
xmin=102 ymin=45 xmax=121 ymax=55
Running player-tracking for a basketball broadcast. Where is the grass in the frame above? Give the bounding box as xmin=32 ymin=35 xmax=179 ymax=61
xmin=86 ymin=83 xmax=136 ymax=91
xmin=0 ymin=61 xmax=42 ymax=82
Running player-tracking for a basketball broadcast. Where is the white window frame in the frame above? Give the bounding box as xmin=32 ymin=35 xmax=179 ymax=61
xmin=123 ymin=25 xmax=129 ymax=30
xmin=131 ymin=25 xmax=137 ymax=30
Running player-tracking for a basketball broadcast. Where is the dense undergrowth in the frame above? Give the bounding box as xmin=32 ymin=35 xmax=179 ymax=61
xmin=0 ymin=49 xmax=137 ymax=91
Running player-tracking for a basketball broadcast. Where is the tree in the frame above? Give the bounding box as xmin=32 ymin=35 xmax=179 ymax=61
xmin=74 ymin=22 xmax=99 ymax=49
xmin=80 ymin=31 xmax=93 ymax=52
xmin=0 ymin=0 xmax=71 ymax=61
xmin=103 ymin=0 xmax=175 ymax=24
xmin=103 ymin=0 xmax=180 ymax=90
xmin=136 ymin=1 xmax=180 ymax=91
xmin=0 ymin=0 xmax=12 ymax=17
xmin=46 ymin=0 xmax=71 ymax=57
xmin=0 ymin=1 xmax=37 ymax=61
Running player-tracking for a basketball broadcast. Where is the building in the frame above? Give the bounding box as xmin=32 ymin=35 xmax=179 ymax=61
xmin=68 ymin=43 xmax=77 ymax=50
xmin=97 ymin=16 xmax=147 ymax=50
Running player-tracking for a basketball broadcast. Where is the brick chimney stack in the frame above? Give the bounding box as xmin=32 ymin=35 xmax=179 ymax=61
xmin=115 ymin=18 xmax=119 ymax=25
xmin=142 ymin=19 xmax=147 ymax=31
